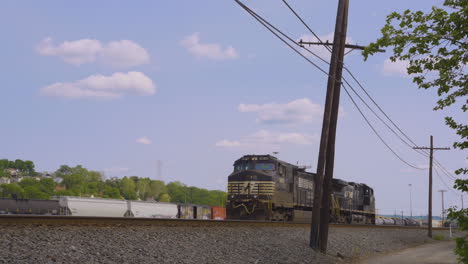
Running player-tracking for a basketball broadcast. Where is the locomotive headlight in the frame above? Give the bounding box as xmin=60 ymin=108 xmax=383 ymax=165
xmin=253 ymin=195 xmax=258 ymax=199
xmin=230 ymin=195 xmax=235 ymax=199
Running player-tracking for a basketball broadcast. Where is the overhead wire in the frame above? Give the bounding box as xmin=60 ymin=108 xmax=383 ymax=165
xmin=234 ymin=0 xmax=425 ymax=170
xmin=280 ymin=0 xmax=464 ymax=177
xmin=434 ymin=165 xmax=460 ymax=195
xmin=280 ymin=0 xmax=437 ymax=158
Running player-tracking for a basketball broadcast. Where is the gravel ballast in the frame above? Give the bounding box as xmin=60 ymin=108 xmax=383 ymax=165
xmin=0 ymin=225 xmax=458 ymax=264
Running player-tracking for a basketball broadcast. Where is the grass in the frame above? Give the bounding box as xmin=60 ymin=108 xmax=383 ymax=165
xmin=433 ymin=234 xmax=445 ymax=241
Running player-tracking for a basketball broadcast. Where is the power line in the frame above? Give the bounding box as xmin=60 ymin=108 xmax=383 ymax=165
xmin=235 ymin=0 xmax=328 ymax=75
xmin=281 ymin=0 xmax=468 ymax=181
xmin=341 ymin=84 xmax=424 ymax=170
xmin=280 ymin=0 xmax=435 ymax=158
xmin=235 ymin=0 xmax=424 ymax=170
xmin=434 ymin=165 xmax=459 ymax=195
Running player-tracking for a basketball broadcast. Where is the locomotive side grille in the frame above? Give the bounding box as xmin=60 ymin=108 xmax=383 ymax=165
xmin=228 ymin=181 xmax=275 ymax=195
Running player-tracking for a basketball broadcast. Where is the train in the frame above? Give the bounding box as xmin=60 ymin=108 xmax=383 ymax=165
xmin=0 ymin=197 xmax=227 ymax=220
xmin=226 ymin=155 xmax=376 ymax=224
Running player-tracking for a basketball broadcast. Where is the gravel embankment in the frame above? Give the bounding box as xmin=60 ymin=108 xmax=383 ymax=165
xmin=0 ymin=225 xmax=458 ymax=264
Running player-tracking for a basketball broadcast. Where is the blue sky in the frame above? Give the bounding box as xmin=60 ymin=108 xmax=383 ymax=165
xmin=1 ymin=0 xmax=465 ymax=216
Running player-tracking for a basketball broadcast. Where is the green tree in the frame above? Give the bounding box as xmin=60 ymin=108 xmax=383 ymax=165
xmin=166 ymin=181 xmax=188 ymax=203
xmin=23 ymin=186 xmax=49 ymax=199
xmin=136 ymin=178 xmax=151 ymax=200
xmin=23 ymin=160 xmax=36 ymax=176
xmin=363 ymin=1 xmax=467 ymax=261
xmin=55 ymin=165 xmax=73 ymax=177
xmin=102 ymin=186 xmax=122 ymax=199
xmin=149 ymin=180 xmax=166 ymax=200
xmin=39 ymin=178 xmax=56 ymax=196
xmin=158 ymin=193 xmax=171 ymax=202
xmin=0 ymin=159 xmax=9 ymax=169
xmin=0 ymin=183 xmax=25 ymax=199
xmin=120 ymin=177 xmax=137 ymax=200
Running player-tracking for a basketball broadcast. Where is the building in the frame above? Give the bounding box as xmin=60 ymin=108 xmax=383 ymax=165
xmin=0 ymin=177 xmax=10 ymax=184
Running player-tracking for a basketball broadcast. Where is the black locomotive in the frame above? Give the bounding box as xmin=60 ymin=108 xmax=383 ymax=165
xmin=226 ymin=155 xmax=375 ymax=224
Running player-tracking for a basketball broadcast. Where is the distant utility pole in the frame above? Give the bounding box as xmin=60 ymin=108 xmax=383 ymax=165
xmin=409 ymin=184 xmax=413 ymax=218
xmin=156 ymin=160 xmax=163 ymax=181
xmin=413 ymin=135 xmax=450 ymax=238
xmin=439 ymin=190 xmax=447 ymax=222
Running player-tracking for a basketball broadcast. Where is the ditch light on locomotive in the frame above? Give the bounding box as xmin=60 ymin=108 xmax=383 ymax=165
xmin=226 ymin=155 xmax=376 ymax=224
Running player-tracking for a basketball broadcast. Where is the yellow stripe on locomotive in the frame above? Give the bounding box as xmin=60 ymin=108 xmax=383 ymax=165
xmin=227 ymin=181 xmax=275 ymax=196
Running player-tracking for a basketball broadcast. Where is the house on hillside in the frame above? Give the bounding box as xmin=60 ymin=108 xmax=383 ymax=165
xmin=5 ymin=168 xmax=18 ymax=177
xmin=55 ymin=185 xmax=66 ymax=192
xmin=0 ymin=177 xmax=10 ymax=184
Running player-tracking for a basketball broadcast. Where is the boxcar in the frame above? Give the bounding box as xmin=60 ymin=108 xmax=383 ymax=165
xmin=211 ymin=206 xmax=226 ymax=220
xmin=195 ymin=205 xmax=212 ymax=219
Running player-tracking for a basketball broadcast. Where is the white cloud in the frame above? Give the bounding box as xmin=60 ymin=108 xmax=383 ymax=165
xmin=37 ymin=38 xmax=102 ymax=65
xmin=382 ymin=59 xmax=409 ymax=76
xmin=40 ymin=71 xmax=156 ymax=100
xmin=215 ymin=130 xmax=317 ymax=150
xmin=239 ymin=98 xmax=322 ymax=125
xmin=181 ymin=33 xmax=239 ymax=60
xmin=37 ymin=38 xmax=150 ymax=67
xmin=215 ymin=139 xmax=242 ymax=148
xmin=99 ymin=40 xmax=150 ymax=67
xmin=136 ymin=137 xmax=152 ymax=145
xmin=298 ymin=32 xmax=353 ymax=61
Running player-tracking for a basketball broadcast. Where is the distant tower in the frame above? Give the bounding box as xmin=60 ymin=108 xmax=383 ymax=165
xmin=156 ymin=160 xmax=163 ymax=181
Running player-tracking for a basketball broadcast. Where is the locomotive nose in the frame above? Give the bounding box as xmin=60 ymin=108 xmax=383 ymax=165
xmin=227 ymin=170 xmax=274 ymax=199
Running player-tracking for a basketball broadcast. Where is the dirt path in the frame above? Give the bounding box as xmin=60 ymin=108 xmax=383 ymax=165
xmin=357 ymin=241 xmax=458 ymax=264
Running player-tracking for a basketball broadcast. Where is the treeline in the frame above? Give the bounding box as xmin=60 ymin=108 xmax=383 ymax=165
xmin=0 ymin=164 xmax=226 ymax=206
xmin=0 ymin=159 xmax=36 ymax=177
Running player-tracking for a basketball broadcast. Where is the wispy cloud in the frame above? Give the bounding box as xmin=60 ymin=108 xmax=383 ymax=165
xmin=136 ymin=137 xmax=152 ymax=145
xmin=103 ymin=167 xmax=131 ymax=173
xmin=40 ymin=72 xmax=156 ymax=100
xmin=382 ymin=59 xmax=409 ymax=76
xmin=239 ymin=98 xmax=321 ymax=125
xmin=216 ymin=130 xmax=317 ymax=150
xmin=37 ymin=38 xmax=150 ymax=68
xmin=181 ymin=33 xmax=238 ymax=60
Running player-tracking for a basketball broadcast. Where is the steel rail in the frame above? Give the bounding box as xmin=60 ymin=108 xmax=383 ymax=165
xmin=0 ymin=215 xmax=451 ymax=230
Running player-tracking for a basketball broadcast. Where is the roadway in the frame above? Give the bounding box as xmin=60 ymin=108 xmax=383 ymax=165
xmin=358 ymin=241 xmax=457 ymax=264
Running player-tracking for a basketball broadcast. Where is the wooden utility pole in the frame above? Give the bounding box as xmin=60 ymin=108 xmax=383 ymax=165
xmin=318 ymin=0 xmax=349 ymax=253
xmin=414 ymin=136 xmax=449 ymax=238
xmin=309 ymin=0 xmax=348 ymax=251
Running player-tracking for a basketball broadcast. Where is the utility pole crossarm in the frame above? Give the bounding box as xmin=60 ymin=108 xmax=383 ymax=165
xmin=413 ymin=147 xmax=450 ymax=150
xmin=298 ymin=40 xmax=386 ymax=53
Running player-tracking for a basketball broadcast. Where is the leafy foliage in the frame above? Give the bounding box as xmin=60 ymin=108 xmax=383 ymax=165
xmin=363 ymin=0 xmax=467 ymax=151
xmin=364 ymin=1 xmax=467 ymax=261
xmin=0 ymin=163 xmax=227 ymax=206
xmin=0 ymin=159 xmax=37 ymax=176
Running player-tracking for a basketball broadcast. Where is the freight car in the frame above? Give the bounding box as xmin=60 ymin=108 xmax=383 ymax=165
xmin=226 ymin=155 xmax=375 ymax=224
xmin=0 ymin=198 xmax=64 ymax=215
xmin=0 ymin=197 xmax=227 ymax=220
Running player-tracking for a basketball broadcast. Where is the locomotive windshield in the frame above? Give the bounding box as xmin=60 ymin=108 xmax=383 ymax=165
xmin=234 ymin=162 xmax=275 ymax=172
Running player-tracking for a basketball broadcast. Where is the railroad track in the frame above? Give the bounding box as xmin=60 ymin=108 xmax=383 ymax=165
xmin=0 ymin=215 xmax=451 ymax=230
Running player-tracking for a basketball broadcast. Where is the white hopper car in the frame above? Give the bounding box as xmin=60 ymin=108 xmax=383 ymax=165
xmin=126 ymin=201 xmax=178 ymax=218
xmin=57 ymin=197 xmax=210 ymax=219
xmin=59 ymin=197 xmax=127 ymax=217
